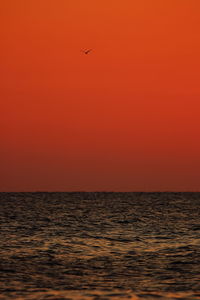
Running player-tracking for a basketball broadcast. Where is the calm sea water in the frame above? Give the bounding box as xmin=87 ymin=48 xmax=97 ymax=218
xmin=0 ymin=192 xmax=200 ymax=300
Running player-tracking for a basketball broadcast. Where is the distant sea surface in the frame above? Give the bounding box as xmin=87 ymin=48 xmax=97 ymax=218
xmin=0 ymin=192 xmax=200 ymax=300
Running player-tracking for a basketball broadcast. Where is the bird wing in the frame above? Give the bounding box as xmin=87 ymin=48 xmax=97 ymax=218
xmin=80 ymin=49 xmax=92 ymax=54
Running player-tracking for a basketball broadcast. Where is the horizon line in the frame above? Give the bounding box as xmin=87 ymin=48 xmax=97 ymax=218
xmin=0 ymin=190 xmax=200 ymax=193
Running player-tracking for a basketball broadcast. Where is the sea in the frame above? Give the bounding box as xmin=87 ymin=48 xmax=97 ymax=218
xmin=0 ymin=192 xmax=200 ymax=300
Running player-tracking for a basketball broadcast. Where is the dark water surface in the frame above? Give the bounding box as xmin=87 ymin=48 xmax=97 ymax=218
xmin=0 ymin=192 xmax=200 ymax=300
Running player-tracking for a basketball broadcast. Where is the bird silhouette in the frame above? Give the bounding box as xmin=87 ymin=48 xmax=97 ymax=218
xmin=81 ymin=49 xmax=92 ymax=55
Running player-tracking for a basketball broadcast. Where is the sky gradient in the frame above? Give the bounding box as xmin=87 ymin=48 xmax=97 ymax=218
xmin=1 ymin=0 xmax=200 ymax=191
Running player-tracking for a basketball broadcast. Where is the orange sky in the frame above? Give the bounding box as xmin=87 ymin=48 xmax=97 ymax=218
xmin=1 ymin=0 xmax=200 ymax=191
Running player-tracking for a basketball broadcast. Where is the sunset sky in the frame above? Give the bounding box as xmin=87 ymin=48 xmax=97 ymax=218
xmin=1 ymin=0 xmax=200 ymax=191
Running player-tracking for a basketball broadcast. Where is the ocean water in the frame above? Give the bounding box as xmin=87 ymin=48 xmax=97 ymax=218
xmin=0 ymin=192 xmax=200 ymax=300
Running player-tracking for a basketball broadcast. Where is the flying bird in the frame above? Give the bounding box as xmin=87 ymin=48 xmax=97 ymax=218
xmin=81 ymin=49 xmax=92 ymax=55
